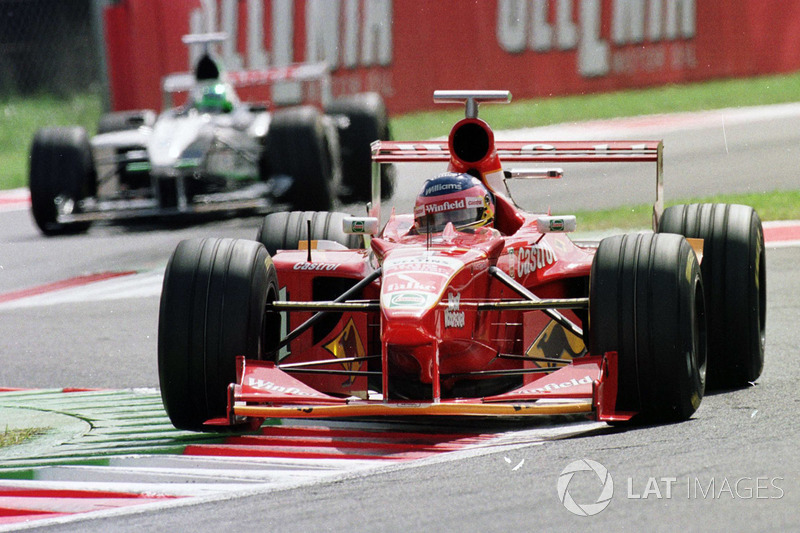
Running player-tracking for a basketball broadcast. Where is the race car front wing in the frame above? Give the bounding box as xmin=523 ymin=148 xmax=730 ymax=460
xmin=56 ymin=180 xmax=289 ymax=224
xmin=205 ymin=352 xmax=635 ymax=428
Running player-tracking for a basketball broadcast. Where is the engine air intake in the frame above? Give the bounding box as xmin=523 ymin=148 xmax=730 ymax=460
xmin=451 ymin=121 xmax=491 ymax=163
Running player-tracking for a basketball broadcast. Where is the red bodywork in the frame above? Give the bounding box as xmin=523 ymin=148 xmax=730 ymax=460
xmin=212 ymin=102 xmax=662 ymax=427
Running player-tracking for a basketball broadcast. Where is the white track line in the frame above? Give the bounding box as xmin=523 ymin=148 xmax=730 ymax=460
xmin=0 ymin=269 xmax=164 ymax=310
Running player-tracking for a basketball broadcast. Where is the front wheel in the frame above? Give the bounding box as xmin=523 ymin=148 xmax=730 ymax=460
xmin=158 ymin=238 xmax=280 ymax=431
xmin=589 ymin=233 xmax=707 ymax=423
xmin=29 ymin=127 xmax=96 ymax=235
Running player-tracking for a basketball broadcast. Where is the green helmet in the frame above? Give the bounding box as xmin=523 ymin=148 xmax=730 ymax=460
xmin=195 ymin=83 xmax=233 ymax=113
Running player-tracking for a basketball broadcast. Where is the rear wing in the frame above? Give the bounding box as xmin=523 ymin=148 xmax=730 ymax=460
xmin=161 ymin=62 xmax=331 ymax=108
xmin=369 ymin=139 xmax=664 ymax=230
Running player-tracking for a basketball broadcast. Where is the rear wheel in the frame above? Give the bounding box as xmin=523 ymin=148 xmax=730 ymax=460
xmin=658 ymin=203 xmax=765 ymax=389
xmin=589 ymin=233 xmax=707 ymax=422
xmin=29 ymin=126 xmax=96 ymax=235
xmin=257 ymin=211 xmax=363 ymax=255
xmin=326 ymin=92 xmax=395 ymax=202
xmin=262 ymin=106 xmax=333 ymax=211
xmin=158 ymin=238 xmax=280 ymax=431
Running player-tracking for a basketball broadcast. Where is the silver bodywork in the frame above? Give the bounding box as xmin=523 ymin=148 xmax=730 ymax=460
xmin=60 ymin=69 xmax=341 ymax=224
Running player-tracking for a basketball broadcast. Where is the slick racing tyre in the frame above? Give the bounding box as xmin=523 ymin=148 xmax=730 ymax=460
xmin=257 ymin=211 xmax=363 ymax=255
xmin=262 ymin=106 xmax=333 ymax=212
xmin=158 ymin=238 xmax=280 ymax=431
xmin=96 ymin=109 xmax=156 ymax=134
xmin=589 ymin=233 xmax=707 ymax=423
xmin=658 ymin=203 xmax=766 ymax=389
xmin=29 ymin=126 xmax=97 ymax=236
xmin=326 ymin=92 xmax=395 ymax=202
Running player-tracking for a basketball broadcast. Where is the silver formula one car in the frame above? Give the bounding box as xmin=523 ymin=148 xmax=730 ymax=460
xmin=29 ymin=33 xmax=394 ymax=235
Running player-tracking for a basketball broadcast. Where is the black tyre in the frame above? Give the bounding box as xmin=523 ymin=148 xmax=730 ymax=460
xmin=257 ymin=211 xmax=363 ymax=255
xmin=158 ymin=238 xmax=281 ymax=431
xmin=262 ymin=106 xmax=333 ymax=211
xmin=29 ymin=126 xmax=96 ymax=235
xmin=97 ymin=109 xmax=156 ymax=134
xmin=658 ymin=203 xmax=766 ymax=389
xmin=326 ymin=92 xmax=395 ymax=202
xmin=589 ymin=233 xmax=707 ymax=422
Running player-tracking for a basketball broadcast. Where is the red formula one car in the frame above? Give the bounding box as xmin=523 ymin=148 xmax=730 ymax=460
xmin=158 ymin=91 xmax=766 ymax=432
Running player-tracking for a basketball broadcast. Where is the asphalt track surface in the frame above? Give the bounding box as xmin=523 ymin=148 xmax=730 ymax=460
xmin=0 ymin=105 xmax=798 ymax=531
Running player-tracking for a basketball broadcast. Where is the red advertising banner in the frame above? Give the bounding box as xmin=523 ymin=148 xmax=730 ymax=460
xmin=104 ymin=0 xmax=800 ymax=115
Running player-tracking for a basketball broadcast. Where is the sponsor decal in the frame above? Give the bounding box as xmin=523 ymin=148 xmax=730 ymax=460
xmin=526 ymin=375 xmax=593 ymax=395
xmin=247 ymin=378 xmax=321 ymax=397
xmin=425 ymin=182 xmax=464 ymax=195
xmin=293 ymin=262 xmax=341 ymax=271
xmin=444 ymin=292 xmax=465 ymax=328
xmin=382 ymin=254 xmax=463 ymax=310
xmin=388 ymin=292 xmax=428 ymax=308
xmin=384 ymin=254 xmax=462 ymax=272
xmin=506 ymin=373 xmax=593 ymax=396
xmin=384 ymin=271 xmax=441 ymax=294
xmin=351 ymin=220 xmax=365 ymax=233
xmin=527 ymin=321 xmax=586 ymax=366
xmin=386 ymin=262 xmax=452 ymax=277
xmin=384 ymin=278 xmax=437 ymax=293
xmin=496 ymin=0 xmax=697 ymax=79
xmin=416 ymin=195 xmax=483 ymax=216
xmin=323 ymin=318 xmax=365 ymax=387
xmin=425 ymin=199 xmax=464 ymax=214
xmin=465 ymin=196 xmax=484 ymax=209
xmin=507 ymin=243 xmax=556 ymax=278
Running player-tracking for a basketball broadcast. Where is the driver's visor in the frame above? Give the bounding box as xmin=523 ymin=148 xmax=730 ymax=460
xmin=415 ymin=207 xmax=483 ymax=233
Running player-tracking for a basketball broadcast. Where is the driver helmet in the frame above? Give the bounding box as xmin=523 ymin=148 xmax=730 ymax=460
xmin=193 ymin=83 xmax=234 ymax=113
xmin=414 ymin=172 xmax=495 ymax=233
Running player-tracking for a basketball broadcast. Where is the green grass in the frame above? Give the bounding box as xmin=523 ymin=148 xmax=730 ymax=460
xmin=0 ymin=426 xmax=48 ymax=448
xmin=574 ymin=190 xmax=800 ymax=231
xmin=391 ymin=71 xmax=800 ymax=140
xmin=0 ymin=93 xmax=102 ymax=190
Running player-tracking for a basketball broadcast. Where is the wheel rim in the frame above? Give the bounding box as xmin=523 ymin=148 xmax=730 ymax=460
xmin=691 ymin=275 xmax=708 ymax=395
